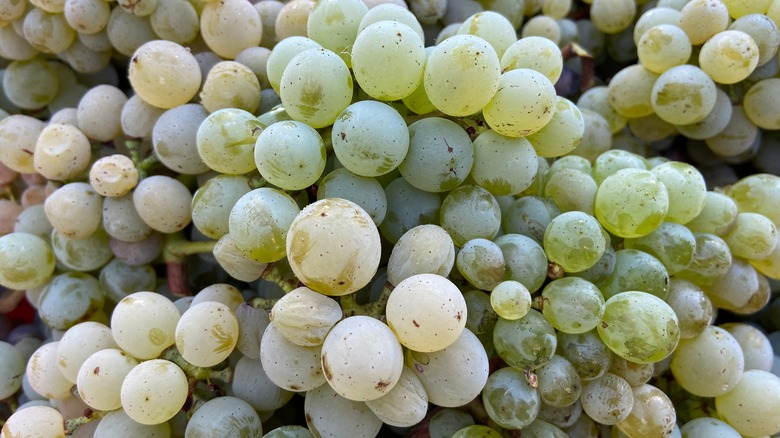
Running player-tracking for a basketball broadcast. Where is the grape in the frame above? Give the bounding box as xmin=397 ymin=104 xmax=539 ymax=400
xmin=679 ymin=0 xmax=730 ymax=45
xmin=494 ymin=233 xmax=548 ymax=293
xmin=535 ymin=354 xmax=582 ymax=408
xmin=520 ymin=15 xmax=562 ymax=45
xmin=407 ymin=328 xmax=489 ymax=407
xmin=232 ymin=356 xmax=294 ymax=411
xmin=544 ymin=168 xmax=597 ymax=215
xmin=386 ymin=274 xmax=467 ymax=352
xmin=470 ymin=130 xmax=538 ymax=195
xmin=705 ymin=105 xmax=760 ymax=158
xmin=543 ymin=211 xmax=608 ymax=273
xmin=502 ymin=196 xmax=559 ymax=244
xmin=424 ymin=34 xmax=500 ymax=117
xmin=229 ymin=188 xmax=300 ymax=264
xmin=702 ymin=257 xmax=761 ymax=312
xmin=577 ymin=86 xmax=627 ymax=134
xmin=494 ymin=309 xmax=557 ymax=371
xmin=527 ymin=97 xmax=585 ymax=159
xmin=132 ymin=175 xmax=192 ymax=234
xmin=306 ymin=0 xmax=367 ymax=66
xmin=599 ymin=249 xmax=670 ymax=300
xmin=665 ymin=278 xmax=713 ymax=339
xmin=0 ymin=232 xmax=55 ymax=290
xmin=149 ymin=0 xmax=199 ymax=44
xmin=33 ymin=123 xmax=91 ymax=181
xmin=263 ymin=426 xmax=315 ymax=438
xmin=671 ymin=325 xmax=744 ymax=397
xmin=93 ymin=409 xmax=170 ymax=437
xmin=128 ymin=40 xmax=201 ymax=109
xmin=120 ymin=359 xmax=188 ymax=425
xmin=595 ymin=168 xmax=669 ymax=238
xmin=55 ymin=322 xmax=117 ymax=384
xmin=590 ymin=0 xmax=636 ymax=34
xmin=678 ymin=417 xmax=741 ymax=438
xmin=151 ymin=103 xmax=209 ymax=175
xmin=541 ymin=277 xmax=605 ymax=334
xmin=537 ymin=399 xmax=582 ymax=429
xmin=185 ymin=396 xmax=263 ymax=437
xmin=286 ymin=198 xmax=381 ymax=296
xmin=196 ymin=108 xmax=259 ymax=175
xmin=175 ymin=301 xmax=239 ymax=367
xmin=464 ymin=289 xmax=498 ymax=334
xmin=743 ymin=78 xmax=780 ymax=130
xmin=440 ymin=185 xmax=501 ymax=247
xmin=721 ymin=212 xmax=778 ymax=261
xmin=580 ymin=372 xmax=634 ymax=424
xmin=3 ymin=58 xmax=60 ymax=111
xmin=623 ymin=222 xmax=697 ymax=275
xmin=608 ymin=64 xmax=659 ymax=118
xmin=483 ymin=68 xmax=556 ymax=138
xmin=351 ymin=20 xmax=426 ymax=100
xmin=598 ymin=291 xmax=680 ymax=364
xmin=89 ymin=154 xmax=139 ymax=198
xmin=570 ymin=109 xmax=613 ymax=162
xmin=110 ymin=291 xmax=180 ymax=360
xmin=269 ymin=286 xmax=342 ymax=346
xmin=386 ymin=224 xmax=455 ymax=287
xmin=51 ymin=228 xmax=113 ymax=272
xmin=591 ymin=149 xmax=648 ymax=185
xmin=727 ymin=173 xmax=780 ymax=225
xmin=191 ymin=283 xmax=243 ymax=312
xmin=651 ymin=65 xmax=718 ymax=125
xmin=200 ymin=0 xmax=262 ymax=58
xmin=102 ymin=194 xmax=152 ymax=242
xmin=398 ymin=117 xmax=474 ymax=193
xmin=490 ymin=280 xmax=532 ymax=321
xmin=364 ymin=366 xmax=428 ymax=427
xmin=191 ymin=175 xmax=251 ymax=240
xmin=637 ymin=23 xmax=691 ymax=74
xmin=722 ymin=322 xmax=774 ymax=371
xmin=686 ymin=191 xmax=738 ymax=235
xmin=317 ymin=168 xmax=387 ymax=225
xmin=26 ymin=342 xmax=73 ymax=399
xmin=358 ymin=3 xmax=423 ymax=38
xmin=429 ymin=409 xmax=475 ymax=438
xmin=699 ymin=30 xmax=760 ymax=84
xmin=715 ymin=370 xmax=780 ymax=437
xmin=676 ymin=233 xmax=734 ymax=287
xmin=260 ymin=323 xmax=325 ymax=392
xmin=331 ymin=100 xmax=409 ymax=177
xmin=451 ymin=425 xmax=503 ymax=438
xmin=213 ymin=233 xmax=268 ymax=282
xmin=266 ymin=36 xmax=322 ymax=93
xmin=0 ymin=406 xmax=65 ymax=438
xmin=255 ymin=120 xmax=326 ymax=189
xmin=200 ymin=61 xmax=261 ymax=114
xmin=455 ymin=238 xmax=505 ymax=291
xmin=481 ymin=365 xmax=542 ymax=429
xmin=0 ymin=341 xmax=24 ymax=399
xmin=45 ymin=182 xmax=103 ymax=239
xmin=76 ymin=348 xmax=139 ymax=411
xmin=304 ymin=383 xmax=382 ymax=438
xmin=38 ymin=272 xmax=105 ymax=331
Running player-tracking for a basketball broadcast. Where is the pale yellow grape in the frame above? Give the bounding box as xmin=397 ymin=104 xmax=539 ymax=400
xmin=456 ymin=11 xmax=516 ymax=58
xmin=200 ymin=61 xmax=261 ymax=114
xmin=637 ymin=24 xmax=692 ymax=73
xmin=55 ymin=321 xmax=117 ymax=383
xmin=132 ymin=175 xmax=192 ymax=233
xmin=0 ymin=0 xmax=26 ymax=22
xmin=275 ymin=0 xmax=315 ymax=40
xmin=670 ymin=325 xmax=744 ymax=396
xmin=470 ymin=130 xmax=537 ymax=196
xmin=616 ymin=384 xmax=676 ymax=437
xmin=76 ymin=84 xmax=127 ymax=142
xmin=22 ymin=9 xmax=75 ymax=54
xmin=306 ymin=0 xmax=367 ymax=66
xmin=364 ymin=366 xmax=428 ymax=427
xmin=483 ymin=69 xmax=556 ymax=138
xmin=110 ymin=291 xmax=180 ymax=360
xmin=526 ymin=96 xmax=584 ymax=158
xmin=705 ymin=105 xmax=759 ymax=157
xmin=196 ymin=108 xmax=259 ymax=175
xmin=120 ymin=94 xmax=164 ymax=139
xmin=590 ymin=0 xmax=636 ymax=34
xmin=33 ymin=123 xmax=90 ymax=181
xmin=255 ymin=0 xmax=283 ymax=48
xmin=386 ymin=224 xmax=455 ymax=286
xmin=633 ymin=7 xmax=682 ymax=44
xmin=191 ymin=283 xmax=244 ymax=312
xmin=120 ymin=359 xmax=188 ymax=425
xmin=424 ymin=34 xmax=500 ymax=117
xmin=200 ymin=0 xmax=262 ymax=59
xmin=607 ymin=64 xmax=659 ymax=118
xmin=26 ymin=342 xmax=73 ymax=399
xmin=627 ymin=113 xmax=678 ymax=143
xmin=408 ymin=0 xmax=446 ymax=24
xmin=0 ymin=25 xmax=38 ymax=62
xmin=89 ymin=154 xmax=138 ymax=197
xmin=128 ymin=40 xmax=201 ymax=109
xmin=595 ymin=168 xmax=669 ymax=238
xmin=266 ymin=36 xmax=322 ymax=93
xmin=175 ymin=301 xmax=239 ymax=367
xmin=490 ymin=280 xmax=532 ymax=320
xmin=386 ymin=274 xmax=467 ymax=352
xmin=0 ymin=115 xmax=44 ymax=173
xmin=500 ymin=37 xmax=562 ymax=84
xmin=436 ymin=23 xmax=463 ymax=44
xmin=76 ymin=348 xmax=138 ymax=411
xmin=569 ymin=109 xmax=612 ymax=162
xmin=351 ymin=21 xmax=426 ymax=101
xmin=44 ymin=182 xmax=102 ymax=239
xmin=279 ymin=48 xmax=353 ymax=128
xmin=743 ymin=77 xmax=780 ymax=130
xmin=3 ymin=58 xmax=59 ymax=110
xmin=577 ymin=86 xmax=627 ymax=133
xmin=651 ymin=161 xmax=707 ymax=224
xmin=679 ymin=0 xmax=730 ymax=45
xmin=357 ymin=3 xmax=423 ymax=40
xmin=677 ymin=88 xmax=732 ymax=139
xmin=520 ymin=15 xmax=561 ymax=45
xmin=721 ymin=212 xmax=778 ymax=260
xmin=542 ymin=0 xmax=571 ymax=19
xmin=0 ymin=406 xmax=65 ymax=438
xmin=149 ymin=0 xmax=199 ymax=44
xmin=698 ymin=30 xmax=759 ymax=84
xmin=729 ymin=13 xmax=780 ymax=66
xmin=722 ymin=0 xmax=771 ymax=18
xmin=106 ymin=7 xmax=157 ymax=57
xmin=715 ymin=370 xmax=780 ymax=437
xmin=269 ymin=286 xmax=342 ymax=346
xmin=651 ymin=65 xmax=717 ymax=125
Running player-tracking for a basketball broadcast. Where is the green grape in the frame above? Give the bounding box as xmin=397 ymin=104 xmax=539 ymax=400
xmin=494 ymin=234 xmax=548 ymax=293
xmin=591 ymin=149 xmax=648 ymax=185
xmin=386 ymin=224 xmax=455 ymax=287
xmin=279 ymin=48 xmax=353 ymax=128
xmin=633 ymin=6 xmax=682 ymax=43
xmin=671 ymin=325 xmax=744 ymax=397
xmin=196 ymin=108 xmax=259 ymax=175
xmin=752 ymin=241 xmax=780 ymax=279
xmin=623 ymin=222 xmax=696 ymax=275
xmin=721 ymin=322 xmax=774 ymax=372
xmin=520 ymin=15 xmax=561 ymax=44
xmin=263 ymin=426 xmax=314 ymax=438
xmin=727 ymin=173 xmax=780 ymax=226
xmin=743 ymin=77 xmax=780 ymax=130
xmin=502 ymin=196 xmax=559 ymax=244
xmin=547 ymin=155 xmax=593 ymax=177
xmin=3 ymin=58 xmax=59 ymax=110
xmin=191 ymin=175 xmax=251 ymax=240
xmin=580 ymin=372 xmax=634 ymax=425
xmin=357 ymin=4 xmax=423 ymax=40
xmin=266 ymin=36 xmax=322 ymax=94
xmin=676 ymin=88 xmax=733 ymax=140
xmin=501 ymin=36 xmax=562 ymax=84
xmin=316 ymin=168 xmax=388 ymax=226
xmin=675 ymin=233 xmax=733 ymax=286
xmin=521 ymin=418 xmax=568 ymax=437
xmin=527 ymin=97 xmax=585 ymax=159
xmin=577 ymin=86 xmax=627 ymax=134
xmin=200 ymin=61 xmax=260 ymax=113
xmin=651 ymin=161 xmax=707 ymax=224
xmin=351 ymin=20 xmax=426 ymax=101
xmin=287 ymin=198 xmax=381 ymax=296
xmin=255 ymin=120 xmax=326 ymax=190
xmin=99 ymin=258 xmax=156 ymax=304
xmin=379 ymin=177 xmax=441 ymax=244
xmin=398 ymin=117 xmax=473 ymax=193
xmin=557 ymin=330 xmax=613 ymax=381
xmin=440 ymin=185 xmax=501 ymax=247
xmin=609 ymin=355 xmax=655 ymax=387
xmin=518 ymin=156 xmax=550 ymax=198
xmin=705 ymin=105 xmax=759 ymax=158
xmin=637 ymin=24 xmax=692 ymax=74
xmin=0 ymin=232 xmax=56 ymax=290
xmin=451 ymin=425 xmax=503 ymax=438
xmin=571 ymin=246 xmax=617 ymax=285
xmin=51 ymin=228 xmax=113 ymax=272
xmin=599 ymin=249 xmax=670 ymax=300
xmin=470 ymin=130 xmax=538 ymax=196
xmin=544 ymin=168 xmax=597 ymax=215
xmin=424 ymin=34 xmax=500 ymax=117
xmin=229 ymin=188 xmax=301 ymax=264
xmin=686 ymin=191 xmax=738 ymax=235
xmin=186 ymin=396 xmax=263 ymax=437
xmin=715 ymin=370 xmax=780 ymax=437
xmin=481 ymin=366 xmax=540 ymax=429
xmin=664 ymin=278 xmax=713 ymax=339
xmin=493 ymin=309 xmax=557 ymax=371
xmin=598 ymin=291 xmax=680 ymax=364
xmin=651 ymin=65 xmax=718 ymax=125
xmin=568 ymin=109 xmax=612 ymax=162
xmin=38 ymin=272 xmax=105 ymax=331
xmin=607 ymin=64 xmax=659 ymax=118
xmin=429 ymin=409 xmax=475 ymax=438
xmin=543 ymin=211 xmax=608 ymax=273
xmin=483 ymin=68 xmax=557 ymax=138
xmin=720 ymin=212 xmax=778 ymax=261
xmin=456 ymin=238 xmax=505 ymax=291
xmin=678 ymin=417 xmax=741 ymax=438
xmin=699 ymin=30 xmax=759 ymax=84
xmin=541 ymin=277 xmax=605 ymax=334
xmin=679 ymin=0 xmax=730 ymax=45
xmin=456 ymin=11 xmax=516 ymax=58
xmin=616 ymin=384 xmax=676 ymax=437
xmin=594 ymin=168 xmax=669 ymax=238
xmin=490 ymin=280 xmax=532 ymax=321
xmin=701 ymin=257 xmax=761 ymax=312
xmin=590 ymin=0 xmax=636 ymax=34
xmin=331 ymin=100 xmax=408 ymax=177
xmin=536 ymin=355 xmax=582 ymax=408
xmin=465 ymin=289 xmax=499 ymax=334
xmin=306 ymin=0 xmax=367 ymax=66
xmin=0 ymin=341 xmax=25 ymax=399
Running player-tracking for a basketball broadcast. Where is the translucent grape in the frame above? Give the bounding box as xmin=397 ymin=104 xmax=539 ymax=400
xmin=0 ymin=232 xmax=55 ymax=290
xmin=675 ymin=233 xmax=733 ymax=286
xmin=456 ymin=11 xmax=515 ymax=58
xmin=490 ymin=280 xmax=532 ymax=320
xmin=671 ymin=325 xmax=744 ymax=397
xmin=595 ymin=168 xmax=669 ymax=238
xmin=455 ymin=238 xmax=505 ymax=291
xmin=651 ymin=65 xmax=718 ymax=125
xmin=451 ymin=426 xmax=503 ymax=438
xmin=543 ymin=211 xmax=608 ymax=273
xmin=591 ymin=149 xmax=648 ymax=185
xmin=110 ymin=291 xmax=180 ymax=360
xmin=699 ymin=30 xmax=759 ymax=84
xmin=128 ymin=40 xmax=201 ymax=109
xmin=494 ymin=233 xmax=549 ymax=293
xmin=34 ymin=123 xmax=91 ymax=181
xmin=535 ymin=354 xmax=582 ymax=408
xmin=464 ymin=289 xmax=498 ymax=334
xmin=743 ymin=77 xmax=780 ymax=130
xmin=580 ymin=372 xmax=634 ymax=424
xmin=269 ymin=286 xmax=342 ymax=346
xmin=623 ymin=222 xmax=696 ymax=275
xmin=493 ymin=309 xmax=557 ymax=371
xmin=577 ymin=85 xmax=627 ymax=134
xmin=483 ymin=68 xmax=557 ymax=138
xmin=259 ymin=323 xmax=325 ymax=392
xmin=637 ymin=24 xmax=692 ymax=73
xmin=541 ymin=277 xmax=605 ymax=334
xmin=470 ymin=130 xmax=538 ymax=196
xmin=557 ymin=330 xmax=613 ymax=381
xmin=306 ymin=0 xmax=367 ymax=66
xmin=120 ymin=359 xmax=188 ymax=425
xmin=200 ymin=61 xmax=261 ymax=113
xmin=570 ymin=109 xmax=613 ymax=162
xmin=440 ymin=185 xmax=501 ymax=247
xmin=481 ymin=366 xmax=540 ymax=429
xmin=0 ymin=406 xmax=65 ymax=438
xmin=77 ymin=348 xmax=139 ymax=411
xmin=543 ymin=168 xmax=597 ymax=215
xmin=607 ymin=64 xmax=659 ymax=118
xmin=599 ymin=249 xmax=670 ymax=300
xmin=727 ymin=173 xmax=780 ymax=225
xmin=191 ymin=175 xmax=251 ymax=240
xmin=701 ymin=257 xmax=761 ymax=311
xmin=590 ymin=0 xmax=636 ymax=34
xmin=196 ymin=108 xmax=259 ymax=175
xmin=664 ymin=278 xmax=713 ymax=339
xmin=721 ymin=322 xmax=774 ymax=371
xmin=502 ymin=196 xmax=559 ymax=244
xmin=175 ymin=301 xmax=239 ymax=367
xmin=714 ymin=370 xmax=780 ymax=437
xmin=720 ymin=212 xmax=778 ymax=261
xmin=429 ymin=409 xmax=475 ymax=438
xmin=185 ymin=396 xmax=263 ymax=437
xmin=527 ymin=97 xmax=585 ymax=159
xmin=89 ymin=154 xmax=138 ymax=198
xmin=266 ymin=36 xmax=322 ymax=93
xmin=386 ymin=224 xmax=455 ymax=287
xmin=686 ymin=191 xmax=738 ymax=235
xmin=228 ymin=188 xmax=300 ymax=264
xmin=255 ymin=120 xmax=326 ymax=189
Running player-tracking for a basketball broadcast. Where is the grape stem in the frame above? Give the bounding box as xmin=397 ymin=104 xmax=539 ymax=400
xmin=125 ymin=139 xmax=160 ymax=179
xmin=162 ymin=234 xmax=217 ymax=296
xmin=340 ymin=282 xmax=394 ymax=318
xmin=161 ymin=347 xmax=234 ymax=383
xmin=64 ymin=408 xmax=115 ymax=435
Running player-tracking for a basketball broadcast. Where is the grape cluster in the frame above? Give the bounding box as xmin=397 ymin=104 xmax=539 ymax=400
xmin=0 ymin=0 xmax=779 ymax=436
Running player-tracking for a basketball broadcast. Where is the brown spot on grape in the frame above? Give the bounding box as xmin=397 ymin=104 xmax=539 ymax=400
xmin=455 ymin=311 xmax=462 ymax=321
xmin=322 ymin=353 xmax=333 ymax=380
xmin=413 ymin=320 xmax=420 ymax=327
xmin=601 ymin=321 xmax=609 ymax=329
xmin=375 ymin=380 xmax=390 ymax=390
xmin=93 ymin=367 xmax=100 ymax=375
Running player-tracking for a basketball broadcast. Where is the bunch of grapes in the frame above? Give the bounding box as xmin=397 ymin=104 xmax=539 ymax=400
xmin=0 ymin=0 xmax=779 ymax=436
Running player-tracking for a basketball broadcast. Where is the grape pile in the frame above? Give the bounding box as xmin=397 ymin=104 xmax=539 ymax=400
xmin=1 ymin=0 xmax=780 ymax=436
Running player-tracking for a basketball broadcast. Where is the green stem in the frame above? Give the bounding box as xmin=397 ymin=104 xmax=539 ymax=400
xmin=248 ymin=297 xmax=278 ymax=310
xmin=341 ymin=283 xmax=394 ymax=318
xmin=259 ymin=261 xmax=299 ymax=293
xmin=64 ymin=409 xmax=115 ymax=435
xmin=161 ymin=347 xmax=234 ymax=383
xmin=163 ymin=233 xmax=217 ymax=296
